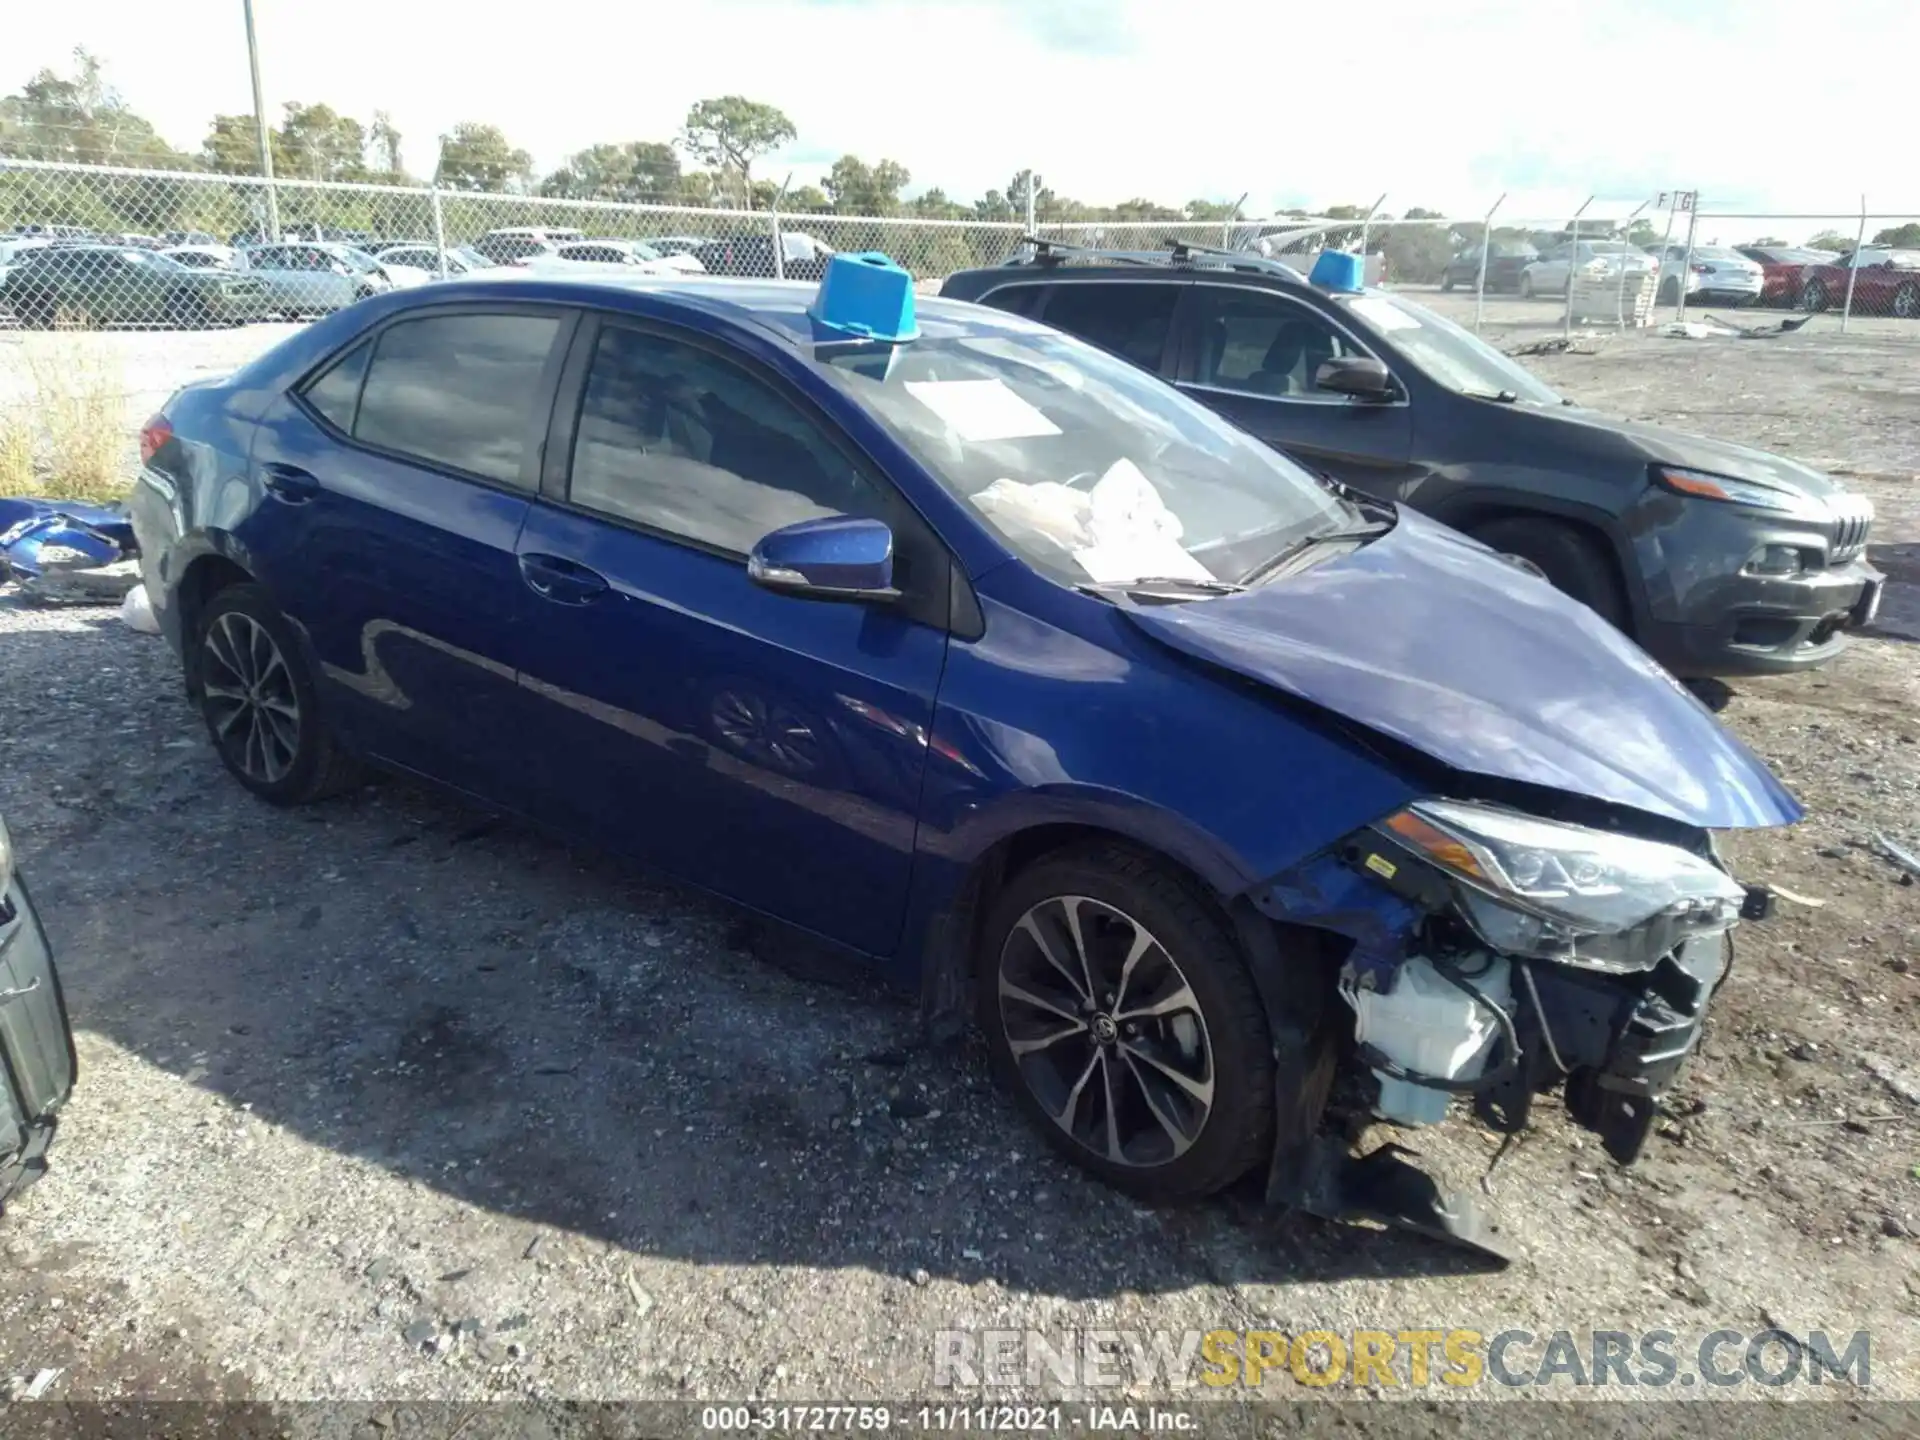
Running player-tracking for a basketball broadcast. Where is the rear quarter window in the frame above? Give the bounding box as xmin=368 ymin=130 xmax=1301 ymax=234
xmin=300 ymin=339 xmax=373 ymax=433
xmin=350 ymin=312 xmax=562 ymax=487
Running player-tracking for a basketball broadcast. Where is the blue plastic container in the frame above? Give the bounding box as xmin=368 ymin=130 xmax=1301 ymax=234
xmin=1308 ymin=249 xmax=1366 ymax=293
xmin=809 ymin=252 xmax=920 ymax=343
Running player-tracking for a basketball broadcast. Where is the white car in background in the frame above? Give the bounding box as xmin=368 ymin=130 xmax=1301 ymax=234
xmin=1653 ymin=243 xmax=1765 ymax=307
xmin=517 ymin=240 xmax=692 ymax=278
xmin=161 ymin=244 xmax=245 ymax=272
xmin=375 ymin=244 xmax=494 ymax=278
xmin=1518 ymin=240 xmax=1657 ymax=298
xmin=549 ymin=239 xmax=706 ymax=275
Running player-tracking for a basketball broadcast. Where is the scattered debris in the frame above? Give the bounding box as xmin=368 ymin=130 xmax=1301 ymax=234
xmin=1869 ymin=832 xmax=1920 ymax=880
xmin=1767 ymin=885 xmax=1828 ymax=909
xmin=624 ymin=1269 xmax=655 ymax=1319
xmin=402 ymin=1319 xmax=438 ymax=1350
xmin=119 ymin=582 xmax=161 ymax=633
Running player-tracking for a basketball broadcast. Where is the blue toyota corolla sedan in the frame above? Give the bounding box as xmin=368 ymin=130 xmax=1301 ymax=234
xmin=130 ymin=255 xmax=1799 ymax=1247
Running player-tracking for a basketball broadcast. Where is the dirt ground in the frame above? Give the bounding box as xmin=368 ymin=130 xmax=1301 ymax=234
xmin=0 ymin=310 xmax=1917 ymax=1421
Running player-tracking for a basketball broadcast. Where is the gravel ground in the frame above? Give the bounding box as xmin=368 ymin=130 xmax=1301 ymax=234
xmin=0 ymin=316 xmax=1917 ymax=1418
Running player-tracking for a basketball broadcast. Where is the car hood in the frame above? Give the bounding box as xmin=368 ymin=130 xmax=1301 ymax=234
xmin=1548 ymin=405 xmax=1849 ymax=504
xmin=1125 ymin=509 xmax=1802 ymax=830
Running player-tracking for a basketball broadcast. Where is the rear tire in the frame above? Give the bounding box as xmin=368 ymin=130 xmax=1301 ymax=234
xmin=1801 ymin=279 xmax=1829 ymax=313
xmin=1519 ymin=274 xmax=1534 ymax=299
xmin=166 ymin=291 xmax=211 ymax=329
xmin=1470 ymin=517 xmax=1629 ymax=631
xmin=1658 ymin=277 xmax=1681 ymax=307
xmin=191 ymin=583 xmax=364 ymax=806
xmin=1441 ymin=272 xmax=1456 ymax=292
xmin=977 ymin=844 xmax=1275 ymax=1203
xmin=1894 ymin=283 xmax=1919 ymax=320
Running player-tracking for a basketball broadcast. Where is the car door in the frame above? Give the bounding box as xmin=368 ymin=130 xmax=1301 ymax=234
xmin=509 ymin=314 xmax=951 ymax=957
xmin=244 ymin=306 xmax=575 ymax=805
xmin=1171 ymin=284 xmax=1417 ymax=500
xmin=246 ymin=247 xmax=300 ymax=310
xmin=1032 ymin=279 xmax=1185 ymax=375
xmin=1532 ymin=245 xmax=1567 ymax=292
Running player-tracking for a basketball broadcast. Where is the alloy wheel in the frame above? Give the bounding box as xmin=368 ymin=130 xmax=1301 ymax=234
xmin=201 ymin=611 xmax=302 ymax=785
xmin=1895 ymin=284 xmax=1919 ymax=320
xmin=996 ymin=895 xmax=1215 ymax=1168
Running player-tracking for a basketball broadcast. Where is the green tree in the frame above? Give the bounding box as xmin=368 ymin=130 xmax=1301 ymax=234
xmin=0 ymin=48 xmax=185 ymax=167
xmin=1110 ymin=198 xmax=1182 ymax=221
xmin=1871 ymin=222 xmax=1920 ymax=248
xmin=369 ymin=110 xmax=405 ymax=178
xmin=202 ymin=114 xmax=282 ymax=175
xmin=436 ymin=122 xmax=533 ymax=191
xmin=1807 ymin=229 xmax=1853 ymax=252
xmin=1184 ymin=199 xmax=1240 ymax=221
xmin=540 ymin=141 xmax=681 ymax=201
xmin=276 ymin=102 xmax=366 ymax=182
xmin=824 ymin=155 xmax=911 ymax=214
xmin=910 ymin=188 xmax=967 ymax=220
xmin=679 ymin=97 xmax=796 ymax=206
xmin=783 ymin=183 xmax=832 ymax=214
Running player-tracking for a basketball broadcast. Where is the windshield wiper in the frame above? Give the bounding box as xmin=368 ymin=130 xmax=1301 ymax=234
xmin=1077 ymin=576 xmax=1247 ymax=604
xmin=1463 ymin=388 xmax=1521 ymax=403
xmin=1238 ymin=521 xmax=1391 ymax=586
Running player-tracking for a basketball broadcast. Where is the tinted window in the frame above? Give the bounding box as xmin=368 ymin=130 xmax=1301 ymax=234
xmin=354 ymin=313 xmax=561 ymax=485
xmin=302 ymin=339 xmax=373 ymax=432
xmin=977 ymin=284 xmax=1045 ymax=318
xmin=1190 ymin=288 xmax=1366 ymax=398
xmin=569 ymin=324 xmax=886 ymax=553
xmin=1039 ymin=283 xmax=1176 ymax=370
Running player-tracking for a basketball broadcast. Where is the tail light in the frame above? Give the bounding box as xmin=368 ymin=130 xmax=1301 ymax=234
xmin=1691 ymin=263 xmax=1711 ymax=273
xmin=139 ymin=414 xmax=172 ymax=465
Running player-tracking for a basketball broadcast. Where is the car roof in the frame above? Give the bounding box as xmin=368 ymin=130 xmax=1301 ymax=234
xmin=401 ymin=272 xmax=1038 ymax=353
xmin=944 ymin=245 xmax=1325 ymax=299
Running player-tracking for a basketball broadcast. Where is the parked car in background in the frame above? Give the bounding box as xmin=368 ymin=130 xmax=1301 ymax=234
xmin=942 ymin=244 xmax=1881 ymax=677
xmin=375 ymin=244 xmax=494 ymax=277
xmin=0 ymin=810 xmax=78 ymax=1215
xmin=162 ymin=244 xmax=245 ymax=272
xmin=1518 ymin=240 xmax=1656 ymax=298
xmin=129 ymin=264 xmax=1798 ymax=1244
xmin=648 ymin=236 xmax=709 ymax=258
xmin=1651 ymin=244 xmax=1764 ymax=307
xmin=0 ymin=236 xmax=48 ymax=290
xmin=242 ymin=243 xmax=426 ymax=316
xmin=1735 ymin=245 xmax=1838 ymax=307
xmin=1440 ymin=241 xmax=1538 ymax=293
xmin=690 ymin=231 xmax=834 ymax=280
xmin=547 ymin=239 xmax=707 ymax=275
xmin=1796 ymin=247 xmax=1920 ymax=318
xmin=0 ymin=244 xmax=271 ymax=327
xmin=161 ymin=230 xmax=224 ymax=248
xmin=471 ymin=227 xmax=587 ymax=265
xmin=5 ymin=224 xmax=94 ymax=242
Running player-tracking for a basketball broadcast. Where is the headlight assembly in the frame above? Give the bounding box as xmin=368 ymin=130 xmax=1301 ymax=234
xmin=0 ymin=815 xmax=13 ymax=896
xmin=1655 ymin=465 xmax=1807 ymax=514
xmin=1374 ymin=799 xmax=1745 ymax=974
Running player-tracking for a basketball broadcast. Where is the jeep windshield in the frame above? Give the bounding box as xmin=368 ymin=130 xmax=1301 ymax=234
xmin=1333 ymin=291 xmax=1563 ymax=406
xmin=821 ymin=322 xmax=1357 ymax=588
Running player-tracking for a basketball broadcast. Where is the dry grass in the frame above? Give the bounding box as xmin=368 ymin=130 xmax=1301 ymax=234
xmin=0 ymin=332 xmax=131 ymax=504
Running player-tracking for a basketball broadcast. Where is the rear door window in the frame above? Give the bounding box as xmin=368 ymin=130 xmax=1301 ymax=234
xmin=352 ymin=313 xmax=563 ymax=487
xmin=1037 ymin=282 xmax=1179 ymax=372
xmin=975 ymin=283 xmax=1046 ymax=318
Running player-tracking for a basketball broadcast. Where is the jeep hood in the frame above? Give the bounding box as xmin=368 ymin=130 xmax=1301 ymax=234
xmin=1550 ymin=405 xmax=1850 ymax=503
xmin=1127 ymin=510 xmax=1802 ymax=829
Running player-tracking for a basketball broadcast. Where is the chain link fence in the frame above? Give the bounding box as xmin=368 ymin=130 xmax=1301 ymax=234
xmin=3 ymin=159 xmax=1918 ymax=344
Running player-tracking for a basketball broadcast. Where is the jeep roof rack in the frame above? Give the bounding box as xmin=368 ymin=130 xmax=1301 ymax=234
xmin=1012 ymin=233 xmax=1304 ymax=280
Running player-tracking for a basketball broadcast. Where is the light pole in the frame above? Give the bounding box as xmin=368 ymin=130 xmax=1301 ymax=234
xmin=243 ymin=0 xmax=281 ymax=241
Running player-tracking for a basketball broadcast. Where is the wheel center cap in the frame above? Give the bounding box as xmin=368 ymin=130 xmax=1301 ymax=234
xmin=1091 ymin=1013 xmax=1118 ymax=1045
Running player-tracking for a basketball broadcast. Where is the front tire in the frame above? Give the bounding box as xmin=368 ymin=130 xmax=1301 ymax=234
xmin=977 ymin=845 xmax=1275 ymax=1203
xmin=1519 ymin=274 xmax=1534 ymax=299
xmin=1471 ymin=517 xmax=1628 ymax=630
xmin=192 ymin=583 xmax=363 ymax=806
xmin=1802 ymin=279 xmax=1829 ymax=313
xmin=1894 ymin=283 xmax=1919 ymax=320
xmin=1441 ymin=272 xmax=1456 ymax=292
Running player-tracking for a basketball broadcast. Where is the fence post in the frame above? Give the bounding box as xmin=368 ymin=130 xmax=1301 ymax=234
xmin=1359 ymin=192 xmax=1387 ymax=258
xmin=430 ymin=184 xmax=448 ymax=279
xmin=242 ymin=0 xmax=281 ymax=242
xmin=1474 ymin=192 xmax=1504 ymax=335
xmin=1674 ymin=199 xmax=1701 ymax=322
xmin=1222 ymin=191 xmax=1249 ymax=249
xmin=1024 ymin=172 xmax=1037 ymax=235
xmin=1616 ymin=197 xmax=1650 ymax=328
xmin=1564 ymin=195 xmax=1593 ymax=342
xmin=1840 ymin=194 xmax=1867 ymax=334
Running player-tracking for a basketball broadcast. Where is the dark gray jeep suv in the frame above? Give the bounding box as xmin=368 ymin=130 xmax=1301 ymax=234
xmin=941 ymin=243 xmax=1881 ymax=678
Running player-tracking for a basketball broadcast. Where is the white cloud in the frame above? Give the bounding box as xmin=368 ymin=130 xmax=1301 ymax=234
xmin=8 ymin=0 xmax=1917 ymax=225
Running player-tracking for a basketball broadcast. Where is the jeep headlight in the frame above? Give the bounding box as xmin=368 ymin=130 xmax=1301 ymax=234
xmin=1375 ymin=800 xmax=1745 ymax=974
xmin=0 ymin=814 xmax=13 ymax=896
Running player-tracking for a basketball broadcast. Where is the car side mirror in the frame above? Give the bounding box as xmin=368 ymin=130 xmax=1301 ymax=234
xmin=747 ymin=515 xmax=899 ymax=604
xmin=1314 ymin=355 xmax=1395 ymax=401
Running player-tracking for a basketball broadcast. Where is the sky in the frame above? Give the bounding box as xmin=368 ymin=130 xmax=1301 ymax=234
xmin=10 ymin=0 xmax=1920 ymax=230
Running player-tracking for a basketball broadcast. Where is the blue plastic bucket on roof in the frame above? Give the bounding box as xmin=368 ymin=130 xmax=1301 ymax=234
xmin=1308 ymin=249 xmax=1366 ymax=293
xmin=809 ymin=252 xmax=919 ymax=343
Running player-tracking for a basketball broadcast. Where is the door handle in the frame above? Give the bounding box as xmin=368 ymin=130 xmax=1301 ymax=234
xmin=261 ymin=464 xmax=319 ymax=504
xmin=0 ymin=977 xmax=40 ymax=1004
xmin=518 ymin=552 xmax=609 ymax=605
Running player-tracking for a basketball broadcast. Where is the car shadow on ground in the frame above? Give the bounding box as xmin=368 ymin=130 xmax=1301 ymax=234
xmin=4 ymin=617 xmax=1505 ymax=1304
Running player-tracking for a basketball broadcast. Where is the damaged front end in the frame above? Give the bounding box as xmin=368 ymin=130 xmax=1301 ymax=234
xmin=1256 ymin=797 xmax=1773 ymax=1262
